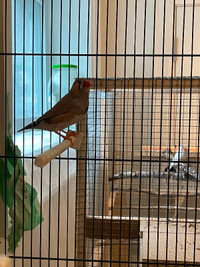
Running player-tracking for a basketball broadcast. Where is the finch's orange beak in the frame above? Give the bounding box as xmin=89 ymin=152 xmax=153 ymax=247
xmin=84 ymin=80 xmax=91 ymax=88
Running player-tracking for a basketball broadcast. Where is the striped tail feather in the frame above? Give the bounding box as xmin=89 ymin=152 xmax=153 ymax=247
xmin=18 ymin=120 xmax=40 ymax=132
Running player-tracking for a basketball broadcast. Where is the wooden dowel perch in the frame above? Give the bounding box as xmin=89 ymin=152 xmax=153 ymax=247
xmin=0 ymin=256 xmax=11 ymax=267
xmin=35 ymin=132 xmax=84 ymax=168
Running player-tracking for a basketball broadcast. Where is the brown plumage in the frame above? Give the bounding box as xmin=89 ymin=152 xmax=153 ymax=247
xmin=19 ymin=78 xmax=91 ymax=135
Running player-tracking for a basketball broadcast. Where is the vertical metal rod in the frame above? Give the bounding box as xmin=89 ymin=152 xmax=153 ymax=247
xmin=67 ymin=0 xmax=72 ymax=266
xmin=119 ymin=0 xmax=128 ymax=265
xmin=48 ymin=1 xmax=54 ymax=267
xmin=75 ymin=0 xmax=79 ymax=264
xmin=193 ymin=3 xmax=199 ymax=260
xmin=57 ymin=1 xmax=63 ymax=266
xmin=193 ymin=81 xmax=200 ymax=265
xmin=147 ymin=0 xmax=156 ymax=265
xmin=110 ymin=0 xmax=119 ymax=265
xmin=100 ymin=0 xmax=109 ymax=265
xmin=128 ymin=0 xmax=138 ymax=265
xmin=39 ymin=1 xmax=44 ymax=267
xmin=175 ymin=1 xmax=186 ymax=264
xmin=31 ymin=0 xmax=35 ymax=266
xmin=184 ymin=0 xmax=195 ymax=264
xmin=22 ymin=0 xmax=26 ymax=265
xmin=92 ymin=2 xmax=100 ymax=266
xmin=138 ymin=1 xmax=147 ymax=266
xmin=166 ymin=0 xmax=176 ymax=265
xmin=78 ymin=0 xmax=81 ymax=79
xmin=4 ymin=0 xmax=7 ymax=257
xmin=157 ymin=0 xmax=167 ymax=265
xmin=13 ymin=0 xmax=17 ymax=265
xmin=76 ymin=0 xmax=82 ymax=265
xmin=83 ymin=0 xmax=90 ymax=264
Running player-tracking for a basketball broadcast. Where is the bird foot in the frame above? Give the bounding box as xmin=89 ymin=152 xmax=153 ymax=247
xmin=63 ymin=131 xmax=81 ymax=146
xmin=55 ymin=130 xmax=80 ymax=146
xmin=62 ymin=130 xmax=80 ymax=137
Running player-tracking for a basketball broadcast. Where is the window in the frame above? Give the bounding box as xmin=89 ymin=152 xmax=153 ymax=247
xmin=12 ymin=0 xmax=45 ymax=132
xmin=12 ymin=0 xmax=48 ymax=155
xmin=12 ymin=0 xmax=91 ymax=156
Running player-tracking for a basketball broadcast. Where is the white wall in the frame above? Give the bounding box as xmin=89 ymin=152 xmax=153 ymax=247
xmin=99 ymin=0 xmax=155 ymax=78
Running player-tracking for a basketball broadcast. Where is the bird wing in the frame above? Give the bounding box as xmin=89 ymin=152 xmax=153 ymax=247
xmin=39 ymin=93 xmax=88 ymax=122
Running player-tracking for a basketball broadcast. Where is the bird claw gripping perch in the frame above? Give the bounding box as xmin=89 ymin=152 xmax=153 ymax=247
xmin=55 ymin=130 xmax=80 ymax=146
xmin=62 ymin=130 xmax=81 ymax=146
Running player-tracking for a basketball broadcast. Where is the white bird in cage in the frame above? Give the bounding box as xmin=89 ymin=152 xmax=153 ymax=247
xmin=18 ymin=78 xmax=91 ymax=144
xmin=164 ymin=145 xmax=188 ymax=172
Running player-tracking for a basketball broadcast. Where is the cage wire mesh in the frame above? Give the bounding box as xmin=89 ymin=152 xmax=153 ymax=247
xmin=1 ymin=0 xmax=200 ymax=266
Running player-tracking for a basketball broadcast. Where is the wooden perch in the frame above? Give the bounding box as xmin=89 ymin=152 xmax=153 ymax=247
xmin=35 ymin=132 xmax=84 ymax=168
xmin=109 ymin=171 xmax=169 ymax=181
xmin=0 ymin=256 xmax=11 ymax=267
xmin=109 ymin=169 xmax=200 ymax=181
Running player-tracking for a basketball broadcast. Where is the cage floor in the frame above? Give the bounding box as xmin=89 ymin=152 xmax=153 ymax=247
xmin=141 ymin=219 xmax=200 ymax=263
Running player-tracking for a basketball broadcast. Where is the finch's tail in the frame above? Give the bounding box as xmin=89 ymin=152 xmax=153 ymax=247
xmin=18 ymin=120 xmax=40 ymax=132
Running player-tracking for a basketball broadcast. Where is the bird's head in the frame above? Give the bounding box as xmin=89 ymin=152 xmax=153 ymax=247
xmin=71 ymin=78 xmax=91 ymax=96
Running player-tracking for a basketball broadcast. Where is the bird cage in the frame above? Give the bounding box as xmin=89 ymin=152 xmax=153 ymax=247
xmin=1 ymin=1 xmax=200 ymax=267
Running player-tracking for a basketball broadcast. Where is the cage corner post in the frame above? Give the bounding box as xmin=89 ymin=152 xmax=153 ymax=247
xmin=0 ymin=0 xmax=12 ymax=250
xmin=0 ymin=0 xmax=6 ymax=243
